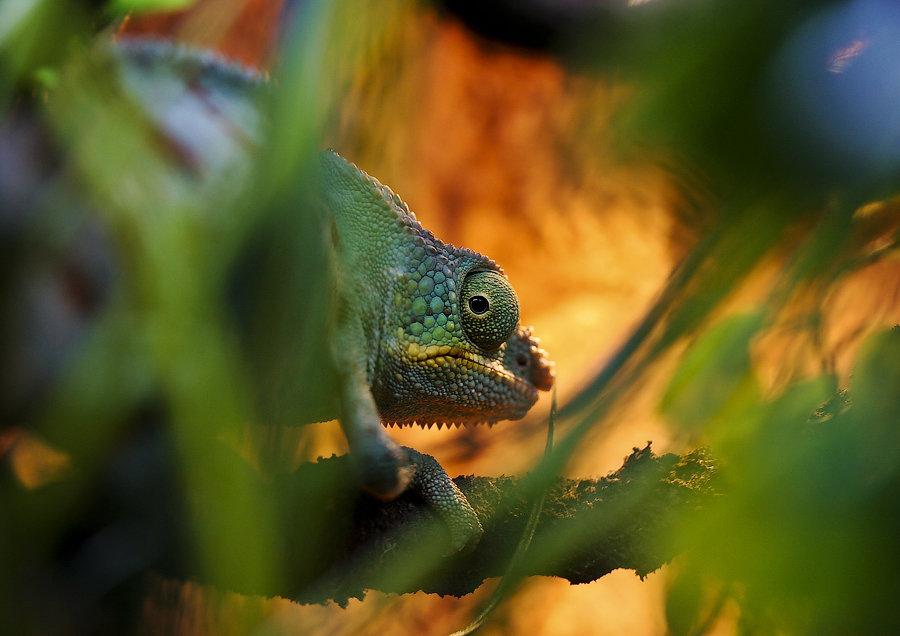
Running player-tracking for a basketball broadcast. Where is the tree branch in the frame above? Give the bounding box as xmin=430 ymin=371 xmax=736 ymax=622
xmin=247 ymin=444 xmax=718 ymax=603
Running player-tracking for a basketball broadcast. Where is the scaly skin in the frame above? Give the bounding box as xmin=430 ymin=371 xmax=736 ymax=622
xmin=111 ymin=38 xmax=555 ymax=551
xmin=320 ymin=151 xmax=553 ymax=549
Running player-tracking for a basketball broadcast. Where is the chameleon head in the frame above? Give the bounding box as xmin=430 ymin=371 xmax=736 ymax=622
xmin=373 ymin=226 xmax=554 ymax=426
xmin=318 ymin=149 xmax=553 ymax=427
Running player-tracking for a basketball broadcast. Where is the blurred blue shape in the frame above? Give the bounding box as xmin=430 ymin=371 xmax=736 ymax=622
xmin=764 ymin=0 xmax=900 ymax=181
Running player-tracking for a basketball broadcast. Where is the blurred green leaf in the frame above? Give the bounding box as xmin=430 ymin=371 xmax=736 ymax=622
xmin=107 ymin=0 xmax=195 ymax=13
xmin=665 ymin=566 xmax=706 ymax=636
xmin=0 ymin=0 xmax=88 ymax=96
xmin=0 ymin=0 xmax=41 ymax=46
xmin=850 ymin=326 xmax=900 ymax=424
xmin=661 ymin=312 xmax=764 ymax=433
xmin=31 ymin=64 xmax=59 ymax=89
xmin=847 ymin=326 xmax=900 ymax=484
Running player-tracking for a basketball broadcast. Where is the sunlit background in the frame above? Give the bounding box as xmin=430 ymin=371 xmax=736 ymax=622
xmin=3 ymin=0 xmax=900 ymax=634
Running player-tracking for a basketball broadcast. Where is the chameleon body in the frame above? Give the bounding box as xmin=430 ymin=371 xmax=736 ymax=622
xmin=113 ymin=38 xmax=555 ymax=550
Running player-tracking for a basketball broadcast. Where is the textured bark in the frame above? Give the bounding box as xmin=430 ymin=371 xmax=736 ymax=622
xmin=242 ymin=444 xmax=719 ymax=604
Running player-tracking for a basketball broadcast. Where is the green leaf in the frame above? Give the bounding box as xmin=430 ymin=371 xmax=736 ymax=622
xmin=31 ymin=65 xmax=58 ymax=89
xmin=107 ymin=0 xmax=195 ymax=14
xmin=665 ymin=566 xmax=705 ymax=636
xmin=847 ymin=326 xmax=900 ymax=484
xmin=851 ymin=327 xmax=900 ymax=423
xmin=661 ymin=312 xmax=764 ymax=433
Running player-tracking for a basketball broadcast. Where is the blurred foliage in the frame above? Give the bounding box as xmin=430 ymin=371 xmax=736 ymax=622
xmin=109 ymin=0 xmax=196 ymax=13
xmin=544 ymin=2 xmax=900 ymax=635
xmin=2 ymin=0 xmax=900 ymax=635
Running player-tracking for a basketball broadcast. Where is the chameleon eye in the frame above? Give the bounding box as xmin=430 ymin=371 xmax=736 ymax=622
xmin=460 ymin=271 xmax=519 ymax=351
xmin=468 ymin=295 xmax=489 ymax=315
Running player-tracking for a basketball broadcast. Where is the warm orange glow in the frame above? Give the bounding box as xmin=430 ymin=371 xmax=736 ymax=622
xmin=3 ymin=429 xmax=72 ymax=490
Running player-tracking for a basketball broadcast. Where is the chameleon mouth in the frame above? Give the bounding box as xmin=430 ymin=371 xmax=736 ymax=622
xmin=408 ymin=344 xmax=538 ymax=397
xmin=379 ymin=343 xmax=539 ymax=428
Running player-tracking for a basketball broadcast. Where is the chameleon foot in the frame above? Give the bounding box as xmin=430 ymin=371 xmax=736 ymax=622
xmin=405 ymin=447 xmax=484 ymax=553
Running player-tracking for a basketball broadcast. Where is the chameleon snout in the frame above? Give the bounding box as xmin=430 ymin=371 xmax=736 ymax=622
xmin=507 ymin=325 xmax=554 ymax=393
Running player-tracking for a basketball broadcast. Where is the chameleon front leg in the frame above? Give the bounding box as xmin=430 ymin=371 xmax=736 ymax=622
xmin=332 ymin=341 xmax=483 ymax=551
xmin=333 ymin=352 xmax=413 ymax=499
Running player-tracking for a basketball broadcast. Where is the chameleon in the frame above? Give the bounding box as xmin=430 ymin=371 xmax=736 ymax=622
xmin=36 ymin=37 xmax=555 ymax=552
xmin=319 ymin=149 xmax=554 ymax=549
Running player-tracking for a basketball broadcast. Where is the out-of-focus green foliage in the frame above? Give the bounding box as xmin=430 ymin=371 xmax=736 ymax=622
xmin=660 ymin=312 xmax=763 ymax=435
xmin=549 ymin=2 xmax=900 ymax=634
xmin=108 ymin=0 xmax=195 ymax=13
xmin=0 ymin=0 xmax=88 ymax=96
xmin=663 ymin=331 xmax=900 ymax=635
xmin=0 ymin=1 xmax=340 ymax=633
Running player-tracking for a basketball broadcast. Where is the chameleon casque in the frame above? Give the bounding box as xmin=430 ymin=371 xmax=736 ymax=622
xmin=61 ymin=38 xmax=555 ymax=552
